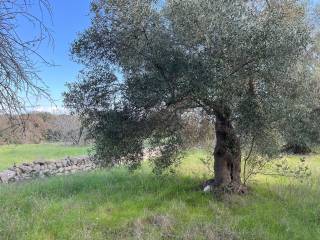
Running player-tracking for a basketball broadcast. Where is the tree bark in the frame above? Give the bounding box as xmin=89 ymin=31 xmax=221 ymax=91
xmin=213 ymin=111 xmax=242 ymax=190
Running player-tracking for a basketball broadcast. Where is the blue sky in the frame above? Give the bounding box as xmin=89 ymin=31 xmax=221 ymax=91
xmin=22 ymin=0 xmax=91 ymax=111
xmin=23 ymin=0 xmax=319 ymax=112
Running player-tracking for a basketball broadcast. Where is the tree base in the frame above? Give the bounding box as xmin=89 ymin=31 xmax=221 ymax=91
xmin=202 ymin=178 xmax=248 ymax=195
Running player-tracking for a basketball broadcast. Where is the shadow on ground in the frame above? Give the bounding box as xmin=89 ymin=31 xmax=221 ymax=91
xmin=0 ymin=167 xmax=319 ymax=240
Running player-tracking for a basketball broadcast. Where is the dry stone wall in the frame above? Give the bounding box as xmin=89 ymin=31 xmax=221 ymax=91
xmin=0 ymin=156 xmax=96 ymax=183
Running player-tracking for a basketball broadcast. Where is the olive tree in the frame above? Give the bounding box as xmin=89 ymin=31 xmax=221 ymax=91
xmin=65 ymin=0 xmax=319 ymax=192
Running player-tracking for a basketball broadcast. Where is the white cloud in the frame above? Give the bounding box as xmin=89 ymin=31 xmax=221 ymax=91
xmin=28 ymin=106 xmax=69 ymax=114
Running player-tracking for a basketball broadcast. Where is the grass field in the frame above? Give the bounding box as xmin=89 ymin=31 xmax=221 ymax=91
xmin=0 ymin=144 xmax=90 ymax=171
xmin=0 ymin=149 xmax=320 ymax=239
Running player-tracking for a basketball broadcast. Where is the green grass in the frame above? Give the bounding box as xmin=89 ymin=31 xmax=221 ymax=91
xmin=0 ymin=149 xmax=320 ymax=239
xmin=0 ymin=144 xmax=90 ymax=171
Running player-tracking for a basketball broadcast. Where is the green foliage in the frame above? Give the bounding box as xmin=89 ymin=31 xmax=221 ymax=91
xmin=65 ymin=0 xmax=319 ymax=171
xmin=1 ymin=150 xmax=320 ymax=239
xmin=92 ymin=110 xmax=145 ymax=169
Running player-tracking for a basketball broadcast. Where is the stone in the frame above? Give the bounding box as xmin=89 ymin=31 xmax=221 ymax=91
xmin=48 ymin=164 xmax=56 ymax=170
xmin=56 ymin=162 xmax=63 ymax=168
xmin=0 ymin=156 xmax=96 ymax=184
xmin=14 ymin=167 xmax=23 ymax=176
xmin=0 ymin=170 xmax=16 ymax=183
xmin=33 ymin=161 xmax=45 ymax=165
xmin=72 ymin=165 xmax=78 ymax=170
xmin=19 ymin=165 xmax=32 ymax=173
xmin=33 ymin=164 xmax=41 ymax=171
xmin=203 ymin=185 xmax=212 ymax=192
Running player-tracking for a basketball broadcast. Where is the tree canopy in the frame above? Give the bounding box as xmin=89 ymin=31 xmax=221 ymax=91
xmin=65 ymin=0 xmax=320 ymax=191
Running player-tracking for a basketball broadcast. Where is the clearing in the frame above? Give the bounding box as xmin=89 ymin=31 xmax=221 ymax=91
xmin=0 ymin=149 xmax=319 ymax=239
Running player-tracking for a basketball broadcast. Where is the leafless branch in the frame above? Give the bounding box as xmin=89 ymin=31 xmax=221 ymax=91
xmin=0 ymin=0 xmax=53 ymax=121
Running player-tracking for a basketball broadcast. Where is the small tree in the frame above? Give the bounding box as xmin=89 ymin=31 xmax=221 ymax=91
xmin=65 ymin=0 xmax=319 ymax=192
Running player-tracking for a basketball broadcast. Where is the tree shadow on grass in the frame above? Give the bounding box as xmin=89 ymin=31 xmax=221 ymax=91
xmin=0 ymin=168 xmax=212 ymax=212
xmin=1 ymin=169 xmax=320 ymax=239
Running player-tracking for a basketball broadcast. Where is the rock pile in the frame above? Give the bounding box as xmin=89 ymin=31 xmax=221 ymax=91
xmin=0 ymin=156 xmax=96 ymax=183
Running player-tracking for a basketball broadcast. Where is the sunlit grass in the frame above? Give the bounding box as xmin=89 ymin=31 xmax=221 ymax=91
xmin=0 ymin=143 xmax=90 ymax=171
xmin=0 ymin=149 xmax=320 ymax=239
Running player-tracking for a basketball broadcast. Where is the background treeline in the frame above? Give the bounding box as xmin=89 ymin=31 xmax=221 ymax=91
xmin=0 ymin=110 xmax=215 ymax=147
xmin=0 ymin=112 xmax=87 ymax=145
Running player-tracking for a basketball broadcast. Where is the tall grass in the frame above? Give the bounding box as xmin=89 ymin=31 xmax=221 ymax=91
xmin=0 ymin=149 xmax=320 ymax=239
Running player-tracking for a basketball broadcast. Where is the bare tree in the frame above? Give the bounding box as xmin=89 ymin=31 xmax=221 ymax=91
xmin=0 ymin=0 xmax=52 ymax=120
xmin=47 ymin=114 xmax=85 ymax=145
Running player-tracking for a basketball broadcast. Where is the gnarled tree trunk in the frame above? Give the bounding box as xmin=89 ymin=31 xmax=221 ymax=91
xmin=213 ymin=111 xmax=244 ymax=192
